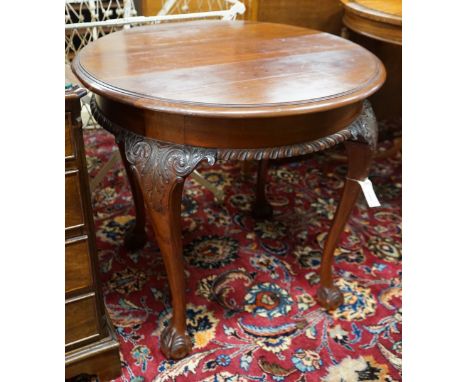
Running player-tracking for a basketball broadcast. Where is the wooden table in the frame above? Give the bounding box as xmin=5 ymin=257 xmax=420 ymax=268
xmin=341 ymin=0 xmax=401 ymax=157
xmin=341 ymin=0 xmax=402 ymax=45
xmin=72 ymin=20 xmax=385 ymax=360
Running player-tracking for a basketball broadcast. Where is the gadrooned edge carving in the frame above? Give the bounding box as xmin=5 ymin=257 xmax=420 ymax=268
xmin=91 ymin=96 xmax=377 ymax=163
xmin=216 ymin=101 xmax=378 ymax=160
xmin=90 ymin=97 xmax=377 ymax=211
xmin=216 ymin=131 xmax=354 ymax=161
xmin=91 ymin=96 xmax=377 ymax=164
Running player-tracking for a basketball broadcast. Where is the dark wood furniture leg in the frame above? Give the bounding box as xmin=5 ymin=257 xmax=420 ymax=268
xmin=252 ymin=159 xmax=273 ymax=219
xmin=317 ymin=102 xmax=377 ymax=310
xmin=146 ymin=177 xmax=191 ymax=359
xmin=118 ymin=130 xmax=216 ymax=359
xmin=117 ymin=141 xmax=148 ymax=251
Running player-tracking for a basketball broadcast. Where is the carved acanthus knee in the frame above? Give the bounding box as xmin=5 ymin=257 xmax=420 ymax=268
xmin=348 ymin=100 xmax=378 ymax=149
xmin=122 ymin=133 xmax=217 ymax=212
xmin=90 ymin=95 xmax=217 ymax=207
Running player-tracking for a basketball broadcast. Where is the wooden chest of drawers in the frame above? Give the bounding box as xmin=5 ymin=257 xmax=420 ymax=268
xmin=65 ymin=84 xmax=121 ymax=381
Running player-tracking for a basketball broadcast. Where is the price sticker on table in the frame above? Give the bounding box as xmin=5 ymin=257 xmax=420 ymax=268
xmin=354 ymin=177 xmax=381 ymax=208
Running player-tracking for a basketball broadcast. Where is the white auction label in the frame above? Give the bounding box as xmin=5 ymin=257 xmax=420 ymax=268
xmin=356 ymin=178 xmax=381 ymax=208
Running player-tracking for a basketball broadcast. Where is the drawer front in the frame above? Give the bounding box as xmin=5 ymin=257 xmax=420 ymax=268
xmin=65 ymin=294 xmax=100 ymax=346
xmin=65 ymin=112 xmax=75 ymax=159
xmin=65 ymin=170 xmax=84 ymax=229
xmin=66 ymin=237 xmax=93 ymax=294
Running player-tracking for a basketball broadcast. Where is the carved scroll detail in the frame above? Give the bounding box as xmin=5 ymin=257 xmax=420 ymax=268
xmin=348 ymin=100 xmax=378 ymax=149
xmin=90 ymin=97 xmax=217 ymax=212
xmin=91 ymin=97 xmax=378 ymax=201
xmin=126 ymin=136 xmax=216 ymax=212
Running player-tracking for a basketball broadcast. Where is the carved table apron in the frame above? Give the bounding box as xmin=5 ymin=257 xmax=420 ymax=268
xmin=73 ymin=20 xmax=386 ymax=360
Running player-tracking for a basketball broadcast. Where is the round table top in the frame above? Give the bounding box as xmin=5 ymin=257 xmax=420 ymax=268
xmin=341 ymin=0 xmax=401 ymax=25
xmin=73 ymin=20 xmax=385 ymax=118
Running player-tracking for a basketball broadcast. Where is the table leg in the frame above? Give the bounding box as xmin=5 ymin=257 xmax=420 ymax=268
xmin=317 ymin=141 xmax=374 ymax=310
xmin=119 ymin=133 xmax=216 ymax=359
xmin=118 ymin=141 xmax=148 ymax=251
xmin=147 ymin=178 xmax=191 ymax=359
xmin=317 ymin=100 xmax=378 ymax=310
xmin=252 ymin=159 xmax=273 ymax=219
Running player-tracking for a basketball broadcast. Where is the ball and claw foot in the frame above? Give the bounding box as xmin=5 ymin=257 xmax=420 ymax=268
xmin=160 ymin=326 xmax=192 ymax=360
xmin=251 ymin=201 xmax=273 ymax=220
xmin=123 ymin=224 xmax=148 ymax=252
xmin=316 ymin=285 xmax=344 ymax=311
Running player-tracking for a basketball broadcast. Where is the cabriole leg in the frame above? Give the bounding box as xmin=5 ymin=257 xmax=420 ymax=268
xmin=117 ymin=141 xmax=148 ymax=251
xmin=317 ymin=101 xmax=378 ymax=310
xmin=120 ymin=133 xmax=216 ymax=359
xmin=147 ymin=178 xmax=192 ymax=359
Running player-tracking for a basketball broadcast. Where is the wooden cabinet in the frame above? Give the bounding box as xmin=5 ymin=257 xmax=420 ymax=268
xmin=65 ymin=85 xmax=121 ymax=381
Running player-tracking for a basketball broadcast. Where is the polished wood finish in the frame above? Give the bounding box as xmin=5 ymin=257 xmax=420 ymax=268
xmin=340 ymin=0 xmax=401 ymax=137
xmin=146 ymin=175 xmax=192 ymax=359
xmin=66 ymin=331 xmax=121 ymax=382
xmin=66 ymin=236 xmax=93 ymax=293
xmin=341 ymin=0 xmax=401 ymax=45
xmin=347 ymin=0 xmax=401 ymax=17
xmin=65 ymin=171 xmax=85 ymax=229
xmin=73 ymin=21 xmax=385 ymax=360
xmin=65 ymin=85 xmax=121 ymax=380
xmin=97 ymin=96 xmax=364 ymax=149
xmin=66 ymin=294 xmax=100 ymax=345
xmin=65 ymin=113 xmax=75 ymax=157
xmin=73 ymin=21 xmax=384 ymax=119
xmin=317 ymin=141 xmax=373 ymax=309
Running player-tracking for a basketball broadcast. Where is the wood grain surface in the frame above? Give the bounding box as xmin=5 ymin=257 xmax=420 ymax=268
xmin=342 ymin=0 xmax=401 ymax=22
xmin=341 ymin=0 xmax=401 ymax=45
xmin=73 ymin=20 xmax=385 ymax=118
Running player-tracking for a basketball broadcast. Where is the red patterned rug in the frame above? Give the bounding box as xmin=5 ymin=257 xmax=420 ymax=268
xmin=83 ymin=121 xmax=401 ymax=382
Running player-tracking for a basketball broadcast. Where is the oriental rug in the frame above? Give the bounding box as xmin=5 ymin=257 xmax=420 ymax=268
xmin=81 ymin=121 xmax=402 ymax=382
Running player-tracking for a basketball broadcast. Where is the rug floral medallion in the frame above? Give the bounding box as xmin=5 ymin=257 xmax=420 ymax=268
xmin=83 ymin=122 xmax=402 ymax=382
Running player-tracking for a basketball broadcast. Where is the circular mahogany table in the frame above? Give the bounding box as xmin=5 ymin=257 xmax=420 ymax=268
xmin=341 ymin=0 xmax=402 ymax=45
xmin=73 ymin=20 xmax=385 ymax=359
